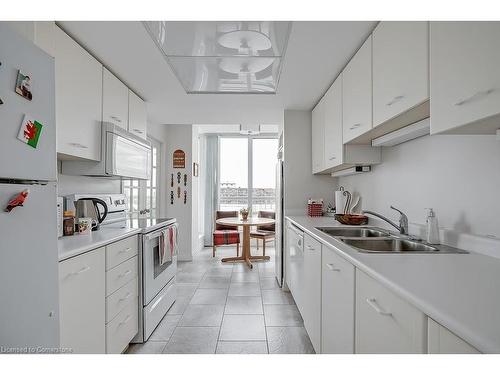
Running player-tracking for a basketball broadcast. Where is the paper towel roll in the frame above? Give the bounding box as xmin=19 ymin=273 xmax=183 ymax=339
xmin=335 ymin=191 xmax=346 ymax=214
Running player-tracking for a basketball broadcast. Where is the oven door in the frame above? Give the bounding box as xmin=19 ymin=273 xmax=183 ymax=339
xmin=142 ymin=226 xmax=177 ymax=305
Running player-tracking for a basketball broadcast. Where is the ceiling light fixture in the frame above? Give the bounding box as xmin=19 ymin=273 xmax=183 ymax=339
xmin=143 ymin=21 xmax=292 ymax=94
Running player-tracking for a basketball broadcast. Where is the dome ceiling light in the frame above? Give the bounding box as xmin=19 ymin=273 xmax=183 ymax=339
xmin=143 ymin=21 xmax=292 ymax=94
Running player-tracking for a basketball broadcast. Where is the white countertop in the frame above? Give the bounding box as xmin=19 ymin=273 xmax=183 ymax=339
xmin=58 ymin=227 xmax=141 ymax=262
xmin=286 ymin=215 xmax=500 ymax=353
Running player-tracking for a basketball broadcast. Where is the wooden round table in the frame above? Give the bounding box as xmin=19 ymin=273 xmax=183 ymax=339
xmin=216 ymin=217 xmax=275 ymax=269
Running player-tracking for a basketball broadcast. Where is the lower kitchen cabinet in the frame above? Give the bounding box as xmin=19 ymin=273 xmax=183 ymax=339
xmin=59 ymin=247 xmax=105 ymax=354
xmin=303 ymin=234 xmax=322 ymax=353
xmin=428 ymin=318 xmax=480 ymax=354
xmin=321 ymin=248 xmax=355 ymax=354
xmin=355 ymin=270 xmax=427 ymax=353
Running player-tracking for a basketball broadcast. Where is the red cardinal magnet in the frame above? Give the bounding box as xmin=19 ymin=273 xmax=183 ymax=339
xmin=5 ymin=189 xmax=29 ymax=212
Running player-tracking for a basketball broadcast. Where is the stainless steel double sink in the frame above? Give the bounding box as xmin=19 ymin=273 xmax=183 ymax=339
xmin=316 ymin=227 xmax=466 ymax=254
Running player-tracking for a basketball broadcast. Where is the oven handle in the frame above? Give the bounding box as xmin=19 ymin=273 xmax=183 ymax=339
xmin=143 ymin=223 xmax=179 ymax=244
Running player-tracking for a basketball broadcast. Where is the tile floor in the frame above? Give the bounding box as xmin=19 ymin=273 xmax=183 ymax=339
xmin=126 ymin=245 xmax=315 ymax=354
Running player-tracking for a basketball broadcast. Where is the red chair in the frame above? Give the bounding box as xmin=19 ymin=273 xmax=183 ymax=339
xmin=250 ymin=211 xmax=275 ymax=256
xmin=212 ymin=211 xmax=240 ymax=258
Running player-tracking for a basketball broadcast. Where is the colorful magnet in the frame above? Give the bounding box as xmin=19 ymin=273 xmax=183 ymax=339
xmin=17 ymin=114 xmax=43 ymax=149
xmin=183 ymin=190 xmax=187 ymax=204
xmin=170 ymin=191 xmax=174 ymax=205
xmin=170 ymin=173 xmax=174 ymax=187
xmin=183 ymin=174 xmax=187 ymax=186
xmin=177 ymin=172 xmax=181 ymax=184
xmin=5 ymin=189 xmax=29 ymax=212
xmin=177 ymin=186 xmax=181 ymax=198
xmin=15 ymin=70 xmax=32 ymax=101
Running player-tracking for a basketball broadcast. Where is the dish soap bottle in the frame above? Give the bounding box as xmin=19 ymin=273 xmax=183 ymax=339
xmin=425 ymin=208 xmax=440 ymax=245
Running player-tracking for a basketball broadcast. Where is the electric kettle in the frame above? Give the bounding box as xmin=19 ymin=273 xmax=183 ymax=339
xmin=75 ymin=198 xmax=108 ymax=231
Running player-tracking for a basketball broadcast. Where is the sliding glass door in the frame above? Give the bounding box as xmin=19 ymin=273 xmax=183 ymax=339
xmin=218 ymin=136 xmax=278 ymax=215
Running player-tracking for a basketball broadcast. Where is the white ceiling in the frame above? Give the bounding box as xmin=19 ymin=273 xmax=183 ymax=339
xmin=59 ymin=21 xmax=376 ymax=126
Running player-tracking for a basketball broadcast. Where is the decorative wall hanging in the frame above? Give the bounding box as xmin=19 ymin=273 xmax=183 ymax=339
xmin=170 ymin=173 xmax=174 ymax=187
xmin=183 ymin=174 xmax=187 ymax=186
xmin=173 ymin=149 xmax=185 ymax=168
xmin=177 ymin=186 xmax=181 ymax=198
xmin=17 ymin=114 xmax=43 ymax=149
xmin=170 ymin=191 xmax=174 ymax=205
xmin=177 ymin=172 xmax=181 ymax=184
xmin=15 ymin=70 xmax=33 ymax=101
xmin=193 ymin=162 xmax=199 ymax=177
xmin=183 ymin=191 xmax=187 ymax=204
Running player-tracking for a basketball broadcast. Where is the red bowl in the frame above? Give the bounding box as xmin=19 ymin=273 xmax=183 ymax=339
xmin=334 ymin=214 xmax=369 ymax=226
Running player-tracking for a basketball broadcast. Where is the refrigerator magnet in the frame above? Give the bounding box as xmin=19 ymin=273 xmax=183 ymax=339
xmin=17 ymin=114 xmax=43 ymax=149
xmin=0 ymin=97 xmax=3 ymax=105
xmin=15 ymin=70 xmax=33 ymax=101
xmin=5 ymin=189 xmax=29 ymax=212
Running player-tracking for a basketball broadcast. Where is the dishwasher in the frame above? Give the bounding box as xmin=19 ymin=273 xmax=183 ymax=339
xmin=286 ymin=222 xmax=305 ymax=313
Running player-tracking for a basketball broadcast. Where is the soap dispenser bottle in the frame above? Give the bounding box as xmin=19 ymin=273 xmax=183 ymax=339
xmin=425 ymin=208 xmax=440 ymax=245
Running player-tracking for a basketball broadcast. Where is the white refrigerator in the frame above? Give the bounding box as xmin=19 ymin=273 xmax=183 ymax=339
xmin=0 ymin=24 xmax=60 ymax=350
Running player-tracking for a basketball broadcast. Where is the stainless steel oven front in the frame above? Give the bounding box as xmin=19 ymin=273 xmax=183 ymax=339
xmin=142 ymin=225 xmax=177 ymax=305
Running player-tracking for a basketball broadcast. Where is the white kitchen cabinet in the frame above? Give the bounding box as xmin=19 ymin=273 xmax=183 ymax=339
xmin=285 ymin=221 xmax=304 ymax=312
xmin=303 ymin=234 xmax=322 ymax=353
xmin=430 ymin=22 xmax=500 ymax=135
xmin=323 ymin=76 xmax=343 ymax=169
xmin=59 ymin=247 xmax=105 ymax=354
xmin=311 ymin=96 xmax=326 ymax=174
xmin=342 ymin=36 xmax=372 ymax=144
xmin=373 ymin=22 xmax=429 ymax=130
xmin=128 ymin=90 xmax=147 ymax=139
xmin=428 ymin=318 xmax=480 ymax=354
xmin=355 ymin=270 xmax=427 ymax=353
xmin=54 ymin=26 xmax=102 ymax=161
xmin=103 ymin=67 xmax=129 ymax=129
xmin=321 ymin=248 xmax=355 ymax=354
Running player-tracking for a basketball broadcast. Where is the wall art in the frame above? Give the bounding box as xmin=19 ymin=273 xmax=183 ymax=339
xmin=173 ymin=149 xmax=185 ymax=168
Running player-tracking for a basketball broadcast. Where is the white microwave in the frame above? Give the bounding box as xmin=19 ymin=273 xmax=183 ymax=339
xmin=61 ymin=123 xmax=152 ymax=180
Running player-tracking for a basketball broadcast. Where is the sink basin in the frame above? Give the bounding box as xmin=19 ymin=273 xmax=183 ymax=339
xmin=340 ymin=238 xmax=439 ymax=253
xmin=317 ymin=227 xmax=389 ymax=238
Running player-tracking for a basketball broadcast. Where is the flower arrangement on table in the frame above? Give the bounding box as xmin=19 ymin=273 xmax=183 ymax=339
xmin=239 ymin=207 xmax=250 ymax=221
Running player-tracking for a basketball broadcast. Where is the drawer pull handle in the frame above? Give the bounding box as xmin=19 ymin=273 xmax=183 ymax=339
xmin=133 ymin=128 xmax=144 ymax=134
xmin=454 ymin=89 xmax=495 ymax=106
xmin=366 ymin=298 xmax=392 ymax=316
xmin=119 ymin=292 xmax=132 ymax=302
xmin=67 ymin=266 xmax=91 ymax=278
xmin=349 ymin=123 xmax=361 ymax=130
xmin=326 ymin=263 xmax=341 ymax=271
xmin=118 ymin=315 xmax=132 ymax=326
xmin=306 ymin=245 xmax=315 ymax=251
xmin=119 ymin=247 xmax=133 ymax=254
xmin=110 ymin=116 xmax=122 ymax=123
xmin=386 ymin=95 xmax=405 ymax=106
xmin=68 ymin=142 xmax=88 ymax=149
xmin=329 ymin=156 xmax=337 ymax=160
xmin=119 ymin=270 xmax=132 ymax=278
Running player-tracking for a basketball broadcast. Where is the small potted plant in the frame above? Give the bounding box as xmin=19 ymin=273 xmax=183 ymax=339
xmin=240 ymin=207 xmax=250 ymax=221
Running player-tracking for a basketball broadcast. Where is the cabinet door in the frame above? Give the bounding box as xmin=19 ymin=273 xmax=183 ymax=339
xmin=373 ymin=21 xmax=429 ymax=127
xmin=59 ymin=247 xmax=105 ymax=353
xmin=321 ymin=248 xmax=355 ymax=354
xmin=323 ymin=76 xmax=343 ymax=169
xmin=430 ymin=22 xmax=500 ymax=134
xmin=311 ymin=97 xmax=325 ymax=174
xmin=285 ymin=223 xmax=304 ymax=312
xmin=303 ymin=234 xmax=322 ymax=353
xmin=355 ymin=270 xmax=426 ymax=353
xmin=102 ymin=68 xmax=129 ymax=129
xmin=343 ymin=37 xmax=372 ymax=143
xmin=428 ymin=318 xmax=480 ymax=354
xmin=128 ymin=90 xmax=147 ymax=139
xmin=55 ymin=26 xmax=102 ymax=161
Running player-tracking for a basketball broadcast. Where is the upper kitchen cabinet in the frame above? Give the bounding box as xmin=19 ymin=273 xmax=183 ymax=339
xmin=342 ymin=36 xmax=372 ymax=144
xmin=323 ymin=76 xmax=343 ymax=170
xmin=55 ymin=26 xmax=103 ymax=161
xmin=372 ymin=22 xmax=429 ymax=131
xmin=430 ymin=22 xmax=500 ymax=134
xmin=128 ymin=90 xmax=147 ymax=139
xmin=103 ymin=68 xmax=129 ymax=129
xmin=312 ymin=95 xmax=326 ymax=174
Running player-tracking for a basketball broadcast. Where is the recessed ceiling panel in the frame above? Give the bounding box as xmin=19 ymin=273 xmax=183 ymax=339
xmin=143 ymin=21 xmax=291 ymax=94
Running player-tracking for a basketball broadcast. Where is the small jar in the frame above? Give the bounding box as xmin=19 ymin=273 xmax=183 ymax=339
xmin=63 ymin=210 xmax=75 ymax=236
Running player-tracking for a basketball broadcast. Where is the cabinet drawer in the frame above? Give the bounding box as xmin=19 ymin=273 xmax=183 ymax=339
xmin=428 ymin=318 xmax=480 ymax=354
xmin=106 ymin=277 xmax=138 ymax=324
xmin=106 ymin=235 xmax=138 ymax=270
xmin=355 ymin=270 xmax=426 ymax=353
xmin=106 ymin=298 xmax=138 ymax=354
xmin=303 ymin=234 xmax=322 ymax=353
xmin=106 ymin=256 xmax=138 ymax=297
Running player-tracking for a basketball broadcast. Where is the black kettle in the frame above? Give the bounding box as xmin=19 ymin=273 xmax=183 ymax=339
xmin=75 ymin=198 xmax=108 ymax=231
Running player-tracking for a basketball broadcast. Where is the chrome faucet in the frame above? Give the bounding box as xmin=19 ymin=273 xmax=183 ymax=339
xmin=363 ymin=206 xmax=409 ymax=235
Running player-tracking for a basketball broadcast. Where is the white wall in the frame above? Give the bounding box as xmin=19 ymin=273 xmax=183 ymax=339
xmin=163 ymin=124 xmax=193 ymax=261
xmin=57 ymin=162 xmax=120 ymax=198
xmin=338 ymin=134 xmax=500 ymax=239
xmin=283 ymin=110 xmax=337 ymax=215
